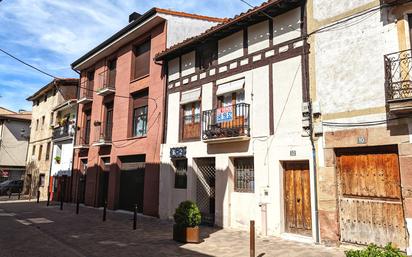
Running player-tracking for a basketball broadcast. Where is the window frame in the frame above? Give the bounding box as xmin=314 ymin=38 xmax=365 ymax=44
xmin=131 ymin=89 xmax=149 ymax=138
xmin=181 ymin=101 xmax=201 ymax=141
xmin=132 ymin=106 xmax=148 ymax=138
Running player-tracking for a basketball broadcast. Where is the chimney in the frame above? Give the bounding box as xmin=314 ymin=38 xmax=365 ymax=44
xmin=129 ymin=12 xmax=141 ymax=23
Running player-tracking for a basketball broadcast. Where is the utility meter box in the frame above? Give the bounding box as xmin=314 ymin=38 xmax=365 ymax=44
xmin=259 ymin=186 xmax=271 ymax=204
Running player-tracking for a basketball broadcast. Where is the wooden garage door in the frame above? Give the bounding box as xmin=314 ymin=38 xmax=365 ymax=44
xmin=284 ymin=161 xmax=312 ymax=236
xmin=337 ymin=147 xmax=407 ymax=250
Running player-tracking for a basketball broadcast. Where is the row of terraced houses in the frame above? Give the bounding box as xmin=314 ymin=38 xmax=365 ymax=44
xmin=21 ymin=0 xmax=412 ymax=253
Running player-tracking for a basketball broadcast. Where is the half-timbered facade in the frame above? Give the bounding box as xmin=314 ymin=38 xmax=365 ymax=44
xmin=156 ymin=0 xmax=318 ymax=242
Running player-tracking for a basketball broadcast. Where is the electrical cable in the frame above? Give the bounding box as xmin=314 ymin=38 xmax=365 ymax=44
xmin=0 ymin=48 xmax=59 ymax=79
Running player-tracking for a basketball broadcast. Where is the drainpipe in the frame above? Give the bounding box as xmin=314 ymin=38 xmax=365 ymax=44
xmin=70 ymin=67 xmax=81 ymax=202
xmin=302 ymin=0 xmax=320 ymax=244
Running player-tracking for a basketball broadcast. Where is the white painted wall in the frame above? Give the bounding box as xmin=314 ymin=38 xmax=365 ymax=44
xmin=50 ymin=142 xmax=73 ymax=177
xmin=218 ymin=31 xmax=244 ymax=64
xmin=181 ymin=51 xmax=196 ymax=77
xmin=161 ymin=14 xmax=220 ymax=48
xmin=0 ymin=120 xmax=30 ymax=167
xmin=314 ymin=10 xmax=398 ymax=115
xmin=168 ymin=57 xmax=180 ymax=81
xmin=313 ymin=0 xmax=375 ymax=21
xmin=248 ymin=20 xmax=270 ymax=54
xmin=273 ymin=7 xmax=302 ymax=45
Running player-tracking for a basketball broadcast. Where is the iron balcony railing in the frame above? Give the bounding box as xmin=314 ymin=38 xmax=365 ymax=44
xmin=93 ymin=122 xmax=112 ymax=145
xmin=202 ymin=103 xmax=250 ymax=140
xmin=75 ymin=125 xmax=91 ymax=147
xmin=384 ymin=49 xmax=412 ymax=101
xmin=52 ymin=124 xmax=75 ymax=140
xmin=79 ymin=80 xmax=93 ymax=100
xmin=97 ymin=70 xmax=115 ymax=93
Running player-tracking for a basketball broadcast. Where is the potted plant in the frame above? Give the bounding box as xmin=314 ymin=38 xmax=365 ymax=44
xmin=54 ymin=156 xmax=61 ymax=164
xmin=173 ymin=201 xmax=201 ymax=243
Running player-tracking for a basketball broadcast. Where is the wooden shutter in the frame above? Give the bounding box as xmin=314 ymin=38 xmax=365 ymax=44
xmin=133 ymin=40 xmax=151 ymax=80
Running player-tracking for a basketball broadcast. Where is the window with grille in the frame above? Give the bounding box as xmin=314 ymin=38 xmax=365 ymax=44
xmin=132 ymin=40 xmax=151 ymax=80
xmin=174 ymin=159 xmax=187 ymax=189
xmin=234 ymin=157 xmax=254 ymax=192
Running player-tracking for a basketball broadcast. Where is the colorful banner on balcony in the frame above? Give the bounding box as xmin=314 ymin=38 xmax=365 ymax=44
xmin=216 ymin=107 xmax=233 ymax=123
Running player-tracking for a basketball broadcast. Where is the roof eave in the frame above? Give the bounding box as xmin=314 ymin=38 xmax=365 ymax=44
xmin=155 ymin=0 xmax=303 ymax=61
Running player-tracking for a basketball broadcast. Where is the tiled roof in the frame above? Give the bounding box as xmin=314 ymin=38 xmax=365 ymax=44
xmin=154 ymin=8 xmax=226 ymax=23
xmin=0 ymin=113 xmax=31 ymax=122
xmin=71 ymin=8 xmax=225 ymax=69
xmin=26 ymin=78 xmax=79 ymax=101
xmin=155 ymin=0 xmax=301 ymax=61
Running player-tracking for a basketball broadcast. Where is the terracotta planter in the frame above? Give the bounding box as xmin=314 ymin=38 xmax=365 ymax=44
xmin=173 ymin=224 xmax=200 ymax=243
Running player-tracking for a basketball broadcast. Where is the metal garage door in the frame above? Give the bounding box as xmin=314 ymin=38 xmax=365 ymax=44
xmin=337 ymin=146 xmax=407 ymax=250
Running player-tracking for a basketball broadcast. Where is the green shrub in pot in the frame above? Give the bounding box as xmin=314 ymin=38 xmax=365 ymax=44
xmin=174 ymin=201 xmax=201 ymax=228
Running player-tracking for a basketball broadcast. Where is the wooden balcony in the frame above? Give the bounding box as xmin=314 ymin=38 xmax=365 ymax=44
xmin=384 ymin=49 xmax=412 ymax=115
xmin=202 ymin=103 xmax=250 ymax=143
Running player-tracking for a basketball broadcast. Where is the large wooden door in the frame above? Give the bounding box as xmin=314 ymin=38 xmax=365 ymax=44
xmin=337 ymin=146 xmax=407 ymax=250
xmin=284 ymin=161 xmax=312 ymax=236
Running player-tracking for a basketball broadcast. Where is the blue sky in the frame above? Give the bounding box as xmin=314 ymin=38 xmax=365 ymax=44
xmin=0 ymin=0 xmax=263 ymax=112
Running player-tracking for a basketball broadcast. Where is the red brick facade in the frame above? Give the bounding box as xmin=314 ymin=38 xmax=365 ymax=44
xmin=71 ymin=22 xmax=166 ymax=216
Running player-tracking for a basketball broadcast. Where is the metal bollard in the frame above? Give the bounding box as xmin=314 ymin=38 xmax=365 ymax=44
xmin=133 ymin=204 xmax=137 ymax=230
xmin=47 ymin=191 xmax=50 ymax=206
xmin=8 ymin=190 xmax=12 ymax=199
xmin=250 ymin=220 xmax=255 ymax=257
xmin=103 ymin=201 xmax=107 ymax=222
xmin=18 ymin=191 xmax=21 ymax=200
xmin=36 ymin=190 xmax=40 ymax=203
xmin=76 ymin=197 xmax=80 ymax=215
xmin=60 ymin=192 xmax=63 ymax=211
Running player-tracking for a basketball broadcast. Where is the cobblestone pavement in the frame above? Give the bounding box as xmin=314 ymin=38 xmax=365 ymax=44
xmin=0 ymin=201 xmax=345 ymax=257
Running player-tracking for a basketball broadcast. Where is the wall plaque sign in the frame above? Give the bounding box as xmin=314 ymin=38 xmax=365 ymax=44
xmin=170 ymin=147 xmax=187 ymax=159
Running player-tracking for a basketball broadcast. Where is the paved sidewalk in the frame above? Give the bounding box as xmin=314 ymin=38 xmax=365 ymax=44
xmin=0 ymin=201 xmax=345 ymax=257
